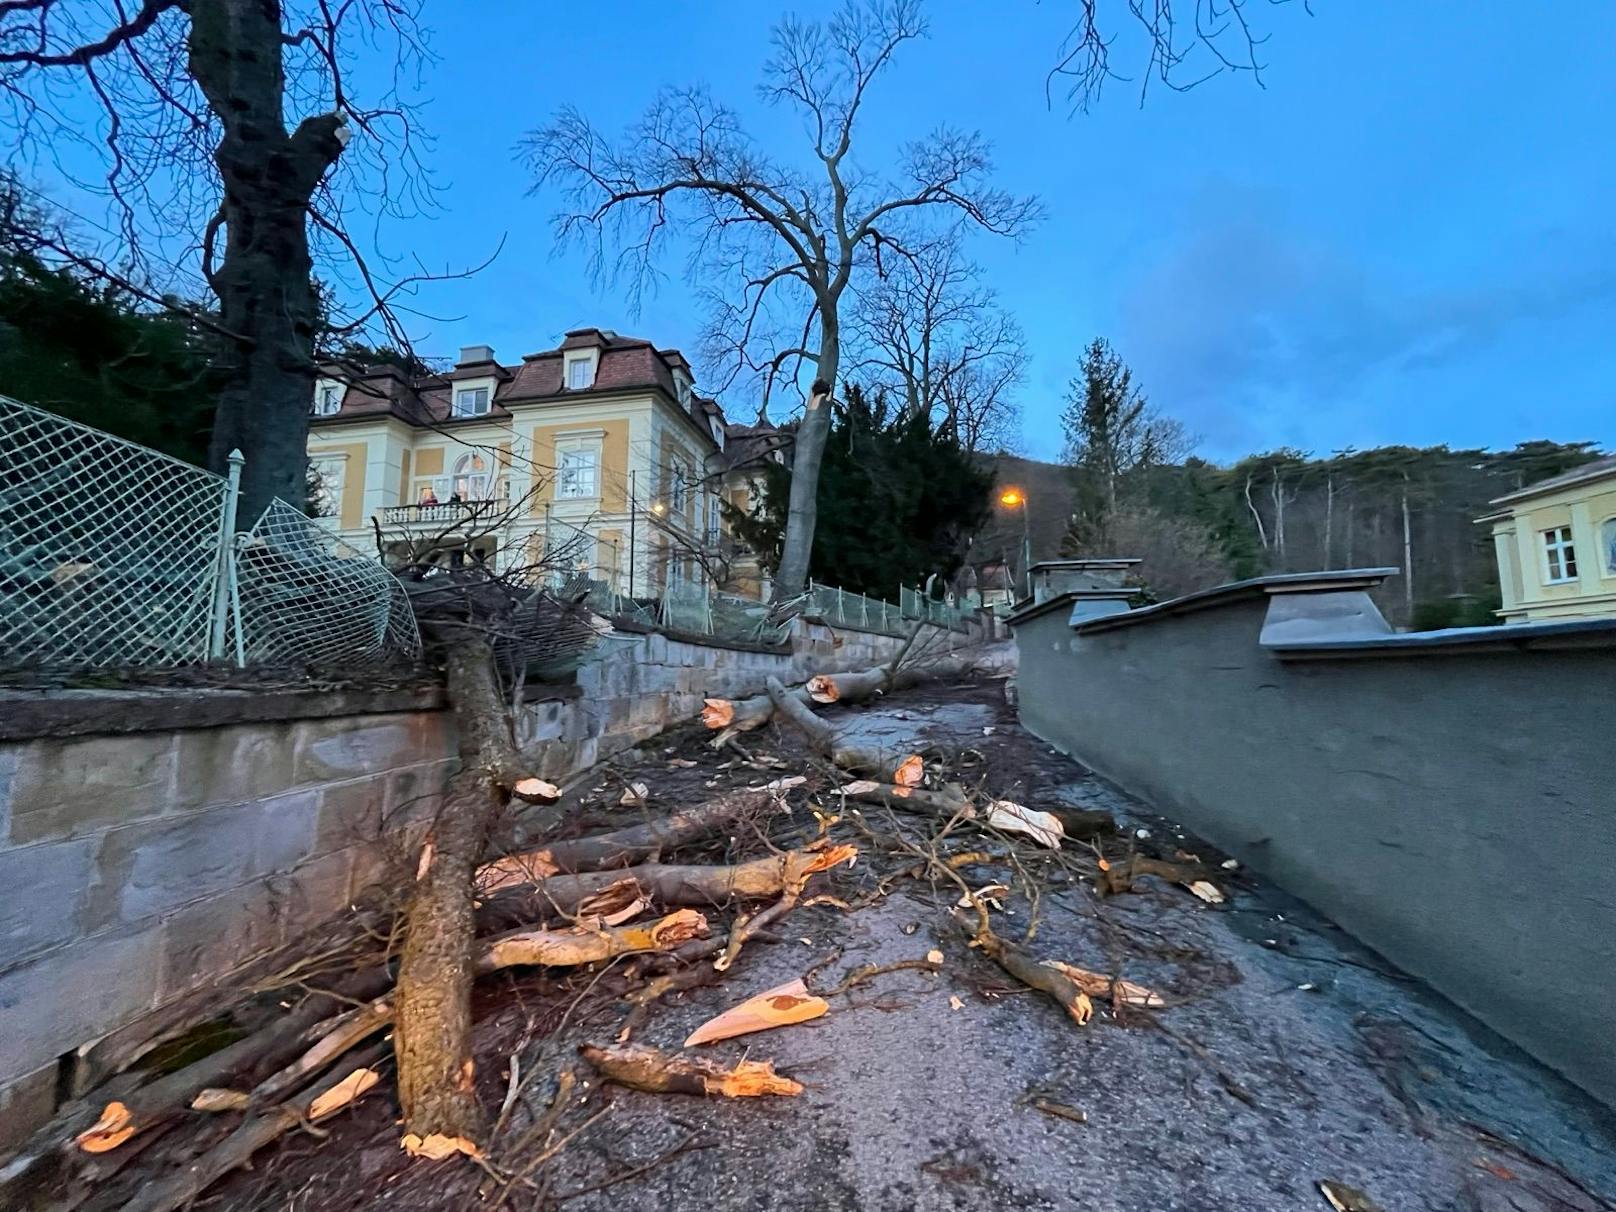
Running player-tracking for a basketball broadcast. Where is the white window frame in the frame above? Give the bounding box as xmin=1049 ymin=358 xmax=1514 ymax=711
xmin=565 ymin=355 xmax=596 ymax=391
xmin=1542 ymin=525 xmax=1578 ymax=584
xmin=451 ymin=453 xmax=492 ymax=502
xmin=667 ymin=456 xmax=690 ymax=512
xmin=556 ymin=443 xmax=601 ymax=500
xmin=309 ymin=455 xmax=346 ymax=518
xmin=1601 ymin=517 xmax=1616 ymax=578
xmin=313 ymin=382 xmax=343 ymax=417
xmin=452 ymin=385 xmax=490 ymax=418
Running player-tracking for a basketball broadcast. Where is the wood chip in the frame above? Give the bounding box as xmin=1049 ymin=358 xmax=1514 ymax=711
xmin=1318 ymin=1181 xmax=1384 ymax=1211
xmin=1188 ymin=880 xmax=1225 ymax=904
xmin=401 ymin=1132 xmax=484 ymax=1161
xmin=190 ymin=1088 xmax=250 ymax=1113
xmin=619 ymin=781 xmax=650 ymax=806
xmin=925 ymin=949 xmax=944 ymax=965
xmin=684 ymin=978 xmax=829 ymax=1047
xmin=307 ymin=1066 xmax=380 ymax=1119
xmin=949 ymin=995 xmax=965 ymax=1010
xmin=76 ymin=1101 xmax=135 ymax=1153
xmin=985 ymin=800 xmax=1065 ymax=849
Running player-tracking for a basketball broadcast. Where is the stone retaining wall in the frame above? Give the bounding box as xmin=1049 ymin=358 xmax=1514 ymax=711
xmin=0 ymin=616 xmax=931 ymax=1150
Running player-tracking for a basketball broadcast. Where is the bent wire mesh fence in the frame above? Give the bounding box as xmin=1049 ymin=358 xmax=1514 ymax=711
xmin=0 ymin=396 xmax=420 ymax=673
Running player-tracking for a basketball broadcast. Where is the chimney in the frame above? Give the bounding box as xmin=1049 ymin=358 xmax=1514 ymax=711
xmin=457 ymin=344 xmax=495 ymax=366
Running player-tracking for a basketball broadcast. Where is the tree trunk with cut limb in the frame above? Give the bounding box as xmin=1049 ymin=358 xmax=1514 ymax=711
xmin=187 ymin=0 xmax=348 ymax=524
xmin=394 ymin=632 xmax=534 ymax=1157
xmin=764 ymin=675 xmax=924 ymax=786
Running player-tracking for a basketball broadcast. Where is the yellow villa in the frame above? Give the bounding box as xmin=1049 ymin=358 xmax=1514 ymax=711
xmin=1480 ymin=454 xmax=1616 ymax=623
xmin=306 ymin=328 xmax=781 ymax=598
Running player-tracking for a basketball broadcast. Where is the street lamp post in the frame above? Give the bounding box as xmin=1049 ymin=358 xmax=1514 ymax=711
xmin=999 ymin=488 xmax=1031 ymax=599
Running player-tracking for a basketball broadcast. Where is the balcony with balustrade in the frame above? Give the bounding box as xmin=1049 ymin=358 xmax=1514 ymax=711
xmin=378 ymin=499 xmax=499 ymax=528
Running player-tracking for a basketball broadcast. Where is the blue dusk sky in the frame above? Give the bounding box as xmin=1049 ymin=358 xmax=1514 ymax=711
xmin=35 ymin=1 xmax=1616 ymax=464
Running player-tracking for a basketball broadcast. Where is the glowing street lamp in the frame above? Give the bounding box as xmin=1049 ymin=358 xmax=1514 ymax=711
xmin=998 ymin=486 xmax=1031 ymax=599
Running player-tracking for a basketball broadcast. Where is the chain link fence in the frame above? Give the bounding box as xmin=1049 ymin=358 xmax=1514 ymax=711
xmin=234 ymin=500 xmax=420 ymax=667
xmin=659 ymin=581 xmax=792 ymax=645
xmin=0 ymin=397 xmax=420 ymax=673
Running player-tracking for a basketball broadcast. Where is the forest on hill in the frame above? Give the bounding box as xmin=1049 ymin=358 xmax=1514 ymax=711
xmin=975 ymin=340 xmax=1604 ymax=628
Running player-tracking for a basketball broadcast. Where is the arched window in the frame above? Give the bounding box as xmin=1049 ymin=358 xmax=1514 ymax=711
xmin=1603 ymin=517 xmax=1616 ymax=576
xmin=451 ymin=453 xmax=489 ymax=502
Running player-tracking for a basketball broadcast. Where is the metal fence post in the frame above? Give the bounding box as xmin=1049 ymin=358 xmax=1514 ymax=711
xmin=207 ymin=449 xmax=244 ymax=661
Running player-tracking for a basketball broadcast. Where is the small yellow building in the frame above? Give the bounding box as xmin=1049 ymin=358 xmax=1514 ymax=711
xmin=307 ymin=328 xmax=771 ymax=597
xmin=1480 ymin=455 xmax=1616 ymax=623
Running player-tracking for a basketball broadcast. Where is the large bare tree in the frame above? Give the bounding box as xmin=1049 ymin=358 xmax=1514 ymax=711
xmin=851 ymin=230 xmax=1026 ymax=454
xmin=0 ymin=0 xmax=439 ymax=524
xmin=524 ymin=0 xmax=1038 ymax=601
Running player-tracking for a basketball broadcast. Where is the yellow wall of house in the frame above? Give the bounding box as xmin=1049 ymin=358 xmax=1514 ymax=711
xmin=398 ymin=448 xmax=411 ymax=505
xmin=316 ymin=441 xmax=368 ymax=529
xmin=1489 ymin=470 xmax=1616 ymax=621
xmin=414 ymin=446 xmax=444 ymax=478
xmin=528 ymin=417 xmax=631 ymax=511
xmin=602 ymin=420 xmax=629 ymax=512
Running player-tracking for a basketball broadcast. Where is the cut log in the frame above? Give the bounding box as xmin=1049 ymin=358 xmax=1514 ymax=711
xmin=958 ymin=913 xmax=1094 ymax=1027
xmin=1096 ymin=855 xmax=1212 ymax=898
xmin=840 ymin=780 xmax=973 ymax=817
xmin=764 ymin=676 xmax=924 ymax=786
xmin=476 ymin=909 xmax=709 ymax=973
xmin=703 ymin=625 xmax=923 ymax=729
xmin=477 ymin=843 xmax=858 ymax=933
xmin=395 ymin=633 xmax=533 ymax=1151
xmin=1039 ymin=960 xmax=1165 ymax=1009
xmin=476 ymin=788 xmax=781 ymax=893
xmin=580 ymin=1043 xmax=802 ymax=1097
xmin=805 ymin=622 xmax=923 ymax=704
xmin=699 ymin=685 xmax=812 ymax=732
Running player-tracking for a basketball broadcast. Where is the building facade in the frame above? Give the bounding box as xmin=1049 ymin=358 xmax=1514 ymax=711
xmin=307 ymin=328 xmax=763 ymax=597
xmin=1480 ymin=455 xmax=1616 ymax=623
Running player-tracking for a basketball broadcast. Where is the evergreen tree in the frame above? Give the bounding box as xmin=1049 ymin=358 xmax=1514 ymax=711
xmin=0 ymin=247 xmax=220 ymax=464
xmin=723 ymin=386 xmax=993 ymax=598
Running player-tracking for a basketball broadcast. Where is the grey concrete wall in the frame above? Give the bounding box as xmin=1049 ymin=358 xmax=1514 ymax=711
xmin=0 ymin=617 xmax=919 ymax=1151
xmin=1013 ymin=588 xmax=1616 ymax=1108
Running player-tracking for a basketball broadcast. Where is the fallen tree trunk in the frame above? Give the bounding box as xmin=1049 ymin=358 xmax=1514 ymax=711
xmin=478 ymin=843 xmax=857 ymax=933
xmin=394 ymin=633 xmax=532 ymax=1158
xmin=700 ymin=685 xmax=813 ymax=733
xmin=702 ymin=624 xmax=924 ymax=731
xmin=764 ymin=676 xmax=924 ymax=786
xmin=805 ymin=623 xmax=922 ymax=706
xmin=476 ymin=787 xmax=782 ymax=893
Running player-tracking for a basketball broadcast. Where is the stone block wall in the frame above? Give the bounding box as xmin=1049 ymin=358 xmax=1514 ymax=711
xmin=0 ymin=696 xmax=454 ymax=1152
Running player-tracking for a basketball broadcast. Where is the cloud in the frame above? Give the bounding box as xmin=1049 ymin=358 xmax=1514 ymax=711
xmin=1116 ymin=189 xmax=1616 ymax=459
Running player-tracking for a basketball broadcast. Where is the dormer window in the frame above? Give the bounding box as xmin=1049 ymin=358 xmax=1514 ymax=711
xmin=566 ymin=355 xmax=595 ymax=390
xmin=453 ymin=386 xmax=490 ymax=418
xmin=675 ymin=373 xmax=692 ymax=406
xmin=313 ymin=382 xmax=342 ymax=416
